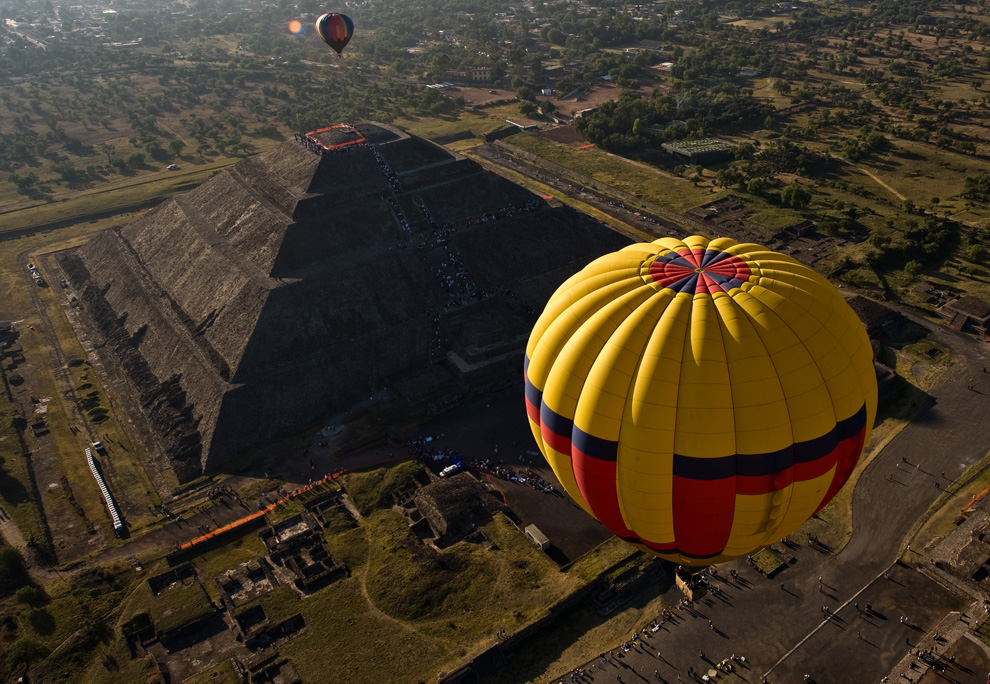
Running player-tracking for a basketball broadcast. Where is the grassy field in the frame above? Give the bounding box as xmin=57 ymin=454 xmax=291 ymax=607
xmin=502 ymin=132 xmax=724 ymax=213
xmin=0 ymin=155 xmax=245 ymax=237
xmin=0 ymin=563 xmax=145 ymax=683
xmin=497 ymin=550 xmax=669 ymax=683
xmin=856 ymin=141 xmax=990 ymax=212
xmin=397 ymin=111 xmax=511 ymax=142
xmin=277 ymin=505 xmax=628 ymax=683
xmin=340 ymin=460 xmax=424 ymax=516
xmin=183 ymin=660 xmax=240 ymax=684
xmin=0 ymin=212 xmax=174 ymax=561
xmin=15 ymin=459 xmax=639 ymax=684
xmin=908 ymin=450 xmax=990 ymax=559
xmin=463 ymin=148 xmax=656 ymax=241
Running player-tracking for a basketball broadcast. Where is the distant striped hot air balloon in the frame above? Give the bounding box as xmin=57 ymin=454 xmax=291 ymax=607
xmin=524 ymin=236 xmax=877 ymax=567
xmin=315 ymin=12 xmax=354 ymax=56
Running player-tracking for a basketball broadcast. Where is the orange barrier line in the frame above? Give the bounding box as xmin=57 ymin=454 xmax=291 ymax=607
xmin=178 ymin=472 xmax=341 ymax=551
xmin=962 ymin=485 xmax=990 ymax=513
xmin=304 ymin=124 xmax=367 ymax=150
xmin=577 ymin=143 xmax=594 ymax=149
xmin=306 ymin=124 xmax=351 ymax=134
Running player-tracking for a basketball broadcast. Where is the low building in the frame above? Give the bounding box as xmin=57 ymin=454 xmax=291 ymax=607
xmin=661 ymin=138 xmax=733 ymax=165
xmin=524 ymin=524 xmax=550 ymax=551
xmin=411 ymin=473 xmax=502 ymax=548
xmin=845 ymin=295 xmax=905 ymax=340
xmin=939 ymin=296 xmax=990 ymax=336
xmin=443 ymin=65 xmax=494 ymax=83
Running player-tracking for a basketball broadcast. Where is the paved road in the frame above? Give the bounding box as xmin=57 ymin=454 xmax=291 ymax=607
xmin=565 ymin=320 xmax=990 ymax=684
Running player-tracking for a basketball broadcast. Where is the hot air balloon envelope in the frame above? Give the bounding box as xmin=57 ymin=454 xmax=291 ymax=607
xmin=524 ymin=236 xmax=877 ymax=567
xmin=315 ymin=12 xmax=354 ymax=55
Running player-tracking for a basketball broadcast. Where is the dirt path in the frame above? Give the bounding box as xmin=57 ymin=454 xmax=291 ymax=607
xmin=840 ymin=157 xmax=907 ymax=201
xmin=355 ymin=555 xmax=421 ymax=636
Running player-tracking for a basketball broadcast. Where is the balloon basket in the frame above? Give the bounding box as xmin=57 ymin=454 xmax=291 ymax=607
xmin=674 ymin=565 xmax=708 ymax=601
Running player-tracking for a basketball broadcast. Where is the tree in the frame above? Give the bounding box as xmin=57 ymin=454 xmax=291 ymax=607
xmin=0 ymin=546 xmax=24 ymax=573
xmin=168 ymin=139 xmax=184 ymax=157
xmin=716 ymin=167 xmax=742 ymax=189
xmin=6 ymin=638 xmax=49 ymax=673
xmin=967 ymin=244 xmax=990 ymax=264
xmin=781 ymin=183 xmax=812 ymax=209
xmin=904 ymin=260 xmax=923 ymax=276
xmin=733 ymin=142 xmax=756 ymax=160
xmin=99 ymin=143 xmax=116 ymax=167
xmin=747 ymin=177 xmax=768 ymax=196
xmin=15 ymin=585 xmax=44 ymax=607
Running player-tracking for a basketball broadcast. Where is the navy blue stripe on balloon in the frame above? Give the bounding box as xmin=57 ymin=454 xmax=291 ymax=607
xmin=539 ymin=402 xmax=573 ymax=443
xmin=702 ymin=249 xmax=733 ymax=267
xmin=657 ymin=251 xmax=695 ymax=269
xmin=837 ymin=404 xmax=867 ymax=440
xmin=672 ymin=273 xmax=699 ymax=294
xmin=672 ymin=406 xmax=867 ymax=479
xmin=524 ymin=373 xmax=542 ymax=411
xmin=573 ymin=427 xmax=619 ymax=462
xmin=538 ymin=398 xmax=867 ymax=474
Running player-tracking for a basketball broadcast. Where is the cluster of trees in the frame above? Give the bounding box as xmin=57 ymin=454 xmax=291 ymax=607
xmin=712 ymin=139 xmax=819 ymax=207
xmin=963 ymin=171 xmax=990 ymax=202
xmin=864 ymin=215 xmax=961 ymax=279
xmin=838 ymin=126 xmax=890 ymax=161
xmin=575 ymin=89 xmax=772 ymax=152
xmin=0 ymin=545 xmax=51 ymax=678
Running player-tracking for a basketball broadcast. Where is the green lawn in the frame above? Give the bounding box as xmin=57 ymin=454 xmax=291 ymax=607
xmin=502 ymin=132 xmax=721 ymax=213
xmin=0 ymin=154 xmax=248 ymax=237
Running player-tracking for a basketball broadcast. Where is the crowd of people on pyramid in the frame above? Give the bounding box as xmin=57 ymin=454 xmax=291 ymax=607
xmin=382 ymin=193 xmax=411 ymax=232
xmin=440 ymin=197 xmax=543 ymax=233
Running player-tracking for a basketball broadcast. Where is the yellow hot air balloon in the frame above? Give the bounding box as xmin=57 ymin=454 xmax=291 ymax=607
xmin=524 ymin=236 xmax=877 ymax=566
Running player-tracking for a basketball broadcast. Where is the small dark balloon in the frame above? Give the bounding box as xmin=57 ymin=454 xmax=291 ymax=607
xmin=315 ymin=12 xmax=354 ymax=56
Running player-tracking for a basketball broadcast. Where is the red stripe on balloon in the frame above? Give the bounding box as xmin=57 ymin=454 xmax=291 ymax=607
xmin=735 ymin=473 xmax=776 ymax=496
xmin=540 ymin=422 xmax=572 ymax=457
xmin=525 ymin=395 xmax=540 ymax=425
xmin=794 ymin=447 xmax=838 ymax=482
xmin=572 ymin=446 xmax=636 ymax=537
xmin=672 ymin=475 xmax=736 ymax=558
xmin=814 ymin=426 xmax=866 ymax=514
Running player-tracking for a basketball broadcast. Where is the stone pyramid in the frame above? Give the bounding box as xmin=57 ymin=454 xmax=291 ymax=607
xmin=57 ymin=123 xmax=628 ymax=481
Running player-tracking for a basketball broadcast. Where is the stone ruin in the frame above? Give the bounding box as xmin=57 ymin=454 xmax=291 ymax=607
xmin=55 ymin=122 xmax=628 ymax=481
xmin=259 ymin=513 xmax=347 ymax=593
xmin=397 ymin=471 xmax=504 ymax=548
xmin=301 ymin=487 xmax=357 ymax=529
xmin=123 ymin=556 xmax=308 ymax=683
